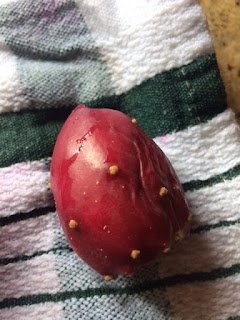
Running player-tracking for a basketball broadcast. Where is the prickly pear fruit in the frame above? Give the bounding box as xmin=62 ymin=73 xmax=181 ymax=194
xmin=50 ymin=105 xmax=191 ymax=279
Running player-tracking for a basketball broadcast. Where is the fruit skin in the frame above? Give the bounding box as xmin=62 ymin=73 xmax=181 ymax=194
xmin=50 ymin=105 xmax=190 ymax=279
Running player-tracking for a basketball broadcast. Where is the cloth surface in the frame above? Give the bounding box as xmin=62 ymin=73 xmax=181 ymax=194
xmin=0 ymin=0 xmax=240 ymax=319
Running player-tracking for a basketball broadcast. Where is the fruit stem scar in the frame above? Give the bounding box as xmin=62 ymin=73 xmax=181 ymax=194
xmin=104 ymin=275 xmax=113 ymax=281
xmin=109 ymin=165 xmax=119 ymax=175
xmin=163 ymin=247 xmax=170 ymax=253
xmin=131 ymin=249 xmax=140 ymax=259
xmin=69 ymin=219 xmax=78 ymax=229
xmin=159 ymin=187 xmax=168 ymax=196
xmin=132 ymin=118 xmax=137 ymax=124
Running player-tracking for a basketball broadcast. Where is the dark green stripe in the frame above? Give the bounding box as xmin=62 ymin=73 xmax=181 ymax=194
xmin=0 ymin=54 xmax=226 ymax=168
xmin=88 ymin=54 xmax=226 ymax=138
xmin=0 ymin=246 xmax=72 ymax=266
xmin=182 ymin=164 xmax=240 ymax=192
xmin=228 ymin=317 xmax=240 ymax=320
xmin=1 ymin=218 xmax=239 ymax=266
xmin=0 ymin=263 xmax=239 ymax=309
xmin=192 ymin=218 xmax=240 ymax=234
xmin=0 ymin=107 xmax=72 ymax=168
xmin=0 ymin=206 xmax=55 ymax=227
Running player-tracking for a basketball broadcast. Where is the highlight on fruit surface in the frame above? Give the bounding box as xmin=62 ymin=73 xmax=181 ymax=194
xmin=50 ymin=105 xmax=191 ymax=280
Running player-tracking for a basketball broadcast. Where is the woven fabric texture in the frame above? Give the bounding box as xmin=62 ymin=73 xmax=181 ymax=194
xmin=0 ymin=1 xmax=240 ymax=319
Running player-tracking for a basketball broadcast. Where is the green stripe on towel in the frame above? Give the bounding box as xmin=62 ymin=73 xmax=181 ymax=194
xmin=0 ymin=108 xmax=71 ymax=168
xmin=182 ymin=164 xmax=240 ymax=192
xmin=0 ymin=263 xmax=239 ymax=309
xmin=192 ymin=218 xmax=240 ymax=234
xmin=0 ymin=206 xmax=55 ymax=227
xmin=88 ymin=54 xmax=226 ymax=137
xmin=0 ymin=54 xmax=226 ymax=168
xmin=0 ymin=246 xmax=72 ymax=266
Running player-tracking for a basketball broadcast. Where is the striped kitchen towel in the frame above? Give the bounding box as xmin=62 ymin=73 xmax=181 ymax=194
xmin=0 ymin=0 xmax=240 ymax=319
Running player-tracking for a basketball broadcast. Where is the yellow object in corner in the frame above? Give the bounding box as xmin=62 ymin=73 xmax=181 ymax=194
xmin=200 ymin=0 xmax=240 ymax=117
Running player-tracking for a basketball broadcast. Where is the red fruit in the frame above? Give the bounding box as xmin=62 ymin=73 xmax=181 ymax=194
xmin=50 ymin=105 xmax=191 ymax=279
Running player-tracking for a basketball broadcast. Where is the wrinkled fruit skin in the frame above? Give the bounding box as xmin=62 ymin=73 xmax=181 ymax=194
xmin=50 ymin=105 xmax=191 ymax=279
